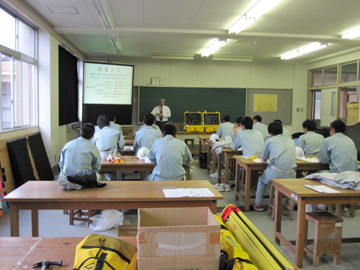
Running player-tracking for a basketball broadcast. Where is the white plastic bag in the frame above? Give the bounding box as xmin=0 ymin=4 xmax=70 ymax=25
xmin=89 ymin=209 xmax=124 ymax=231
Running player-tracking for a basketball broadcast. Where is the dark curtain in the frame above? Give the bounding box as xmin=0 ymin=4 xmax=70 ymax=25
xmin=59 ymin=46 xmax=79 ymax=125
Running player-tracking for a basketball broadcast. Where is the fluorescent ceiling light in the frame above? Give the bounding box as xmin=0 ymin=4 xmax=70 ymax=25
xmin=228 ymin=0 xmax=282 ymax=34
xmin=212 ymin=56 xmax=253 ymax=62
xmin=342 ymin=26 xmax=360 ymax=39
xmin=110 ymin=36 xmax=122 ymax=54
xmin=92 ymin=0 xmax=115 ymax=29
xmin=281 ymin=42 xmax=328 ymax=60
xmin=201 ymin=39 xmax=227 ymax=57
xmin=152 ymin=55 xmax=194 ymax=60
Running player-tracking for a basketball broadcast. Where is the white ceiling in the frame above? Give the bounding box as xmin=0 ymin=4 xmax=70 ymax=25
xmin=13 ymin=0 xmax=360 ymax=63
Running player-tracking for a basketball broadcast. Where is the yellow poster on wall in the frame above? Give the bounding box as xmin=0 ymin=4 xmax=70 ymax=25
xmin=254 ymin=94 xmax=278 ymax=112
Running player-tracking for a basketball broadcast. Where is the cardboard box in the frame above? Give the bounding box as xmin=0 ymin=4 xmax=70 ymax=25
xmin=137 ymin=207 xmax=220 ymax=270
xmin=347 ymin=102 xmax=359 ymax=126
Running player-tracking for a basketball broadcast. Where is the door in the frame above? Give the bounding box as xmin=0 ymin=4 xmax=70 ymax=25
xmin=320 ymin=88 xmax=337 ymax=127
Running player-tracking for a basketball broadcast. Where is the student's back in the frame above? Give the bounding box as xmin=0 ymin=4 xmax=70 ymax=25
xmin=134 ymin=114 xmax=162 ymax=154
xmin=216 ymin=115 xmax=234 ymax=138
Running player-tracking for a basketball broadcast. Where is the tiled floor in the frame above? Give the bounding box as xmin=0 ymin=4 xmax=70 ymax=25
xmin=0 ymin=157 xmax=359 ymax=269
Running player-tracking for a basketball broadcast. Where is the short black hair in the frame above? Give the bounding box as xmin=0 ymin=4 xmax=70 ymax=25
xmin=223 ymin=115 xmax=230 ymax=122
xmin=80 ymin=123 xmax=95 ymax=139
xmin=241 ymin=116 xmax=253 ymax=130
xmin=235 ymin=116 xmax=243 ymax=125
xmin=330 ymin=119 xmax=346 ymax=133
xmin=254 ymin=115 xmax=262 ymax=122
xmin=273 ymin=119 xmax=282 ymax=124
xmin=108 ymin=113 xmax=116 ymax=122
xmin=302 ymin=119 xmax=317 ymax=131
xmin=268 ymin=121 xmax=283 ymax=135
xmin=143 ymin=113 xmax=155 ymax=126
xmin=97 ymin=114 xmax=110 ymax=129
xmin=163 ymin=124 xmax=177 ymax=136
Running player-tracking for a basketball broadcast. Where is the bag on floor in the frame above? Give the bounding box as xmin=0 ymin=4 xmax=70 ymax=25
xmin=73 ymin=233 xmax=137 ymax=270
xmin=215 ymin=215 xmax=258 ymax=270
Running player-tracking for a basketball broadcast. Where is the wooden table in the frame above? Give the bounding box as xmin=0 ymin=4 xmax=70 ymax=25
xmin=234 ymin=156 xmax=330 ymax=211
xmin=0 ymin=236 xmax=137 ymax=270
xmin=100 ymin=156 xmax=191 ymax=180
xmin=271 ymin=178 xmax=360 ymax=267
xmin=198 ymin=135 xmax=210 ymax=155
xmin=217 ymin=148 xmax=242 ymax=184
xmin=3 ymin=180 xmax=222 ymax=237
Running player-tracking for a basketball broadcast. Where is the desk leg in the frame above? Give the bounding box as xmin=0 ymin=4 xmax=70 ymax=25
xmin=235 ymin=162 xmax=240 ymax=201
xmin=140 ymin=171 xmax=145 ymax=180
xmin=198 ymin=138 xmax=202 ymax=156
xmin=31 ymin=209 xmax=39 ymax=237
xmin=224 ymin=154 xmax=230 ymax=185
xmin=217 ymin=153 xmax=223 ymax=183
xmin=295 ymin=199 xmax=306 ymax=267
xmin=244 ymin=167 xmax=251 ymax=211
xmin=209 ymin=201 xmax=217 ymax=214
xmin=9 ymin=203 xmax=19 ymax=237
xmin=274 ymin=189 xmax=283 ymax=245
xmin=211 ymin=152 xmax=216 ymax=174
xmin=207 ymin=145 xmax=211 ymax=171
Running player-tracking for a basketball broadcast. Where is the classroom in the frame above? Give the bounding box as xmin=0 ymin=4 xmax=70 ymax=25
xmin=0 ymin=0 xmax=360 ymax=269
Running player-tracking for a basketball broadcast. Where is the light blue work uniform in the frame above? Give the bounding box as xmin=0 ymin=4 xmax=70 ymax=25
xmin=296 ymin=131 xmax=324 ymax=156
xmin=137 ymin=124 xmax=162 ymax=133
xmin=253 ymin=122 xmax=269 ymax=141
xmin=59 ymin=137 xmax=101 ymax=176
xmin=133 ymin=126 xmax=162 ymax=154
xmin=216 ymin=122 xmax=235 ymax=138
xmin=318 ymin=133 xmax=358 ymax=173
xmin=231 ymin=129 xmax=264 ymax=157
xmin=231 ymin=126 xmax=242 ymax=141
xmin=283 ymin=127 xmax=291 ymax=138
xmin=93 ymin=126 xmax=123 ymax=180
xmin=94 ymin=121 xmax=125 ymax=150
xmin=146 ymin=135 xmax=193 ymax=181
xmin=255 ymin=134 xmax=296 ymax=205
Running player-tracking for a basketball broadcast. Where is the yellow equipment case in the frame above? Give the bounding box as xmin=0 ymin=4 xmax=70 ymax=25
xmin=203 ymin=111 xmax=220 ymax=132
xmin=184 ymin=111 xmax=204 ymax=132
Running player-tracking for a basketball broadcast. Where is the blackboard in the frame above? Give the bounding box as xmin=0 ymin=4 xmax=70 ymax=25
xmin=139 ymin=87 xmax=246 ymax=123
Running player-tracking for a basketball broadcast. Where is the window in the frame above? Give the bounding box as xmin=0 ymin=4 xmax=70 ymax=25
xmin=312 ymin=90 xmax=321 ymax=120
xmin=0 ymin=7 xmax=36 ymax=130
xmin=340 ymin=62 xmax=357 ymax=83
xmin=339 ymin=86 xmax=358 ymax=125
xmin=310 ymin=69 xmax=322 ymax=86
xmin=323 ymin=65 xmax=337 ymax=85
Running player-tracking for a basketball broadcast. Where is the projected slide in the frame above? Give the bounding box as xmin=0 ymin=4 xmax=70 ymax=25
xmin=84 ymin=62 xmax=133 ymax=105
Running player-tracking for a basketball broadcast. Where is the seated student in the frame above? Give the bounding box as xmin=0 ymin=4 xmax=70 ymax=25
xmin=216 ymin=115 xmax=234 ymax=138
xmin=59 ymin=123 xmax=101 ymax=176
xmin=133 ymin=114 xmax=162 ymax=154
xmin=93 ymin=114 xmax=123 ymax=180
xmin=108 ymin=113 xmax=125 ymax=150
xmin=231 ymin=116 xmax=243 ymax=141
xmin=296 ymin=119 xmax=324 ymax=156
xmin=274 ymin=119 xmax=291 ymax=138
xmin=253 ymin=115 xmax=269 ymax=140
xmin=146 ymin=124 xmax=193 ymax=181
xmin=318 ymin=119 xmax=358 ymax=173
xmin=137 ymin=116 xmax=162 ymax=133
xmin=253 ymin=121 xmax=296 ymax=212
xmin=232 ymin=116 xmax=264 ymax=156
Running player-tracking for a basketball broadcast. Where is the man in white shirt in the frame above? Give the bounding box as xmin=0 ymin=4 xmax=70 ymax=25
xmin=151 ymin=98 xmax=171 ymax=131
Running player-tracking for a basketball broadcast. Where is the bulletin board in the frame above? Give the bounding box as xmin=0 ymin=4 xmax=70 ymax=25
xmin=246 ymin=89 xmax=292 ymax=124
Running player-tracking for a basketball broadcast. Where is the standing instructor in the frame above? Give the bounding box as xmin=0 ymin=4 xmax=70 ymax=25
xmin=151 ymin=98 xmax=171 ymax=131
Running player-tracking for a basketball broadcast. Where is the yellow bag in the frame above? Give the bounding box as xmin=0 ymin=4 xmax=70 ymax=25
xmin=73 ymin=233 xmax=137 ymax=270
xmin=215 ymin=216 xmax=258 ymax=270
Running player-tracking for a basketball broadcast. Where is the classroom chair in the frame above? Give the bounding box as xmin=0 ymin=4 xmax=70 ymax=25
xmin=268 ymin=184 xmax=295 ymax=220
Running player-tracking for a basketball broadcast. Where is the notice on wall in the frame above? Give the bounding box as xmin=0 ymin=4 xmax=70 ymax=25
xmin=254 ymin=94 xmax=278 ymax=112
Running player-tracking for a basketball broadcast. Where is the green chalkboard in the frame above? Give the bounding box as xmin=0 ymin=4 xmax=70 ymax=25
xmin=139 ymin=87 xmax=246 ymax=123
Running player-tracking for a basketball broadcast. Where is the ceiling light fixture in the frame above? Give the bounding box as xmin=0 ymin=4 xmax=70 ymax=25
xmin=201 ymin=39 xmax=227 ymax=57
xmin=228 ymin=0 xmax=282 ymax=34
xmin=342 ymin=26 xmax=360 ymax=39
xmin=212 ymin=56 xmax=253 ymax=62
xmin=92 ymin=0 xmax=115 ymax=29
xmin=281 ymin=42 xmax=328 ymax=60
xmin=110 ymin=36 xmax=122 ymax=54
xmin=152 ymin=55 xmax=194 ymax=60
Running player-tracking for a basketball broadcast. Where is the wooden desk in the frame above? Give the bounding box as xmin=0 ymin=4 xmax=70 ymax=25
xmin=0 ymin=236 xmax=137 ymax=270
xmin=234 ymin=156 xmax=330 ymax=211
xmin=271 ymin=178 xmax=360 ymax=267
xmin=4 ymin=180 xmax=222 ymax=237
xmin=198 ymin=135 xmax=210 ymax=156
xmin=217 ymin=148 xmax=242 ymax=184
xmin=125 ymin=138 xmax=135 ymax=145
xmin=100 ymin=156 xmax=191 ymax=180
xmin=206 ymin=141 xmax=216 ymax=173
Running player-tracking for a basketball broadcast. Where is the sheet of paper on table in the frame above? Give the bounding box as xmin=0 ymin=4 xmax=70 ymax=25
xmin=297 ymin=157 xmax=320 ymax=163
xmin=163 ymin=188 xmax=215 ymax=198
xmin=124 ymin=146 xmax=134 ymax=150
xmin=304 ymin=184 xmax=341 ymax=193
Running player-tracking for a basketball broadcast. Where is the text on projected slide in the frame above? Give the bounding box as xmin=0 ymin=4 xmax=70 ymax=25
xmin=84 ymin=63 xmax=133 ymax=105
